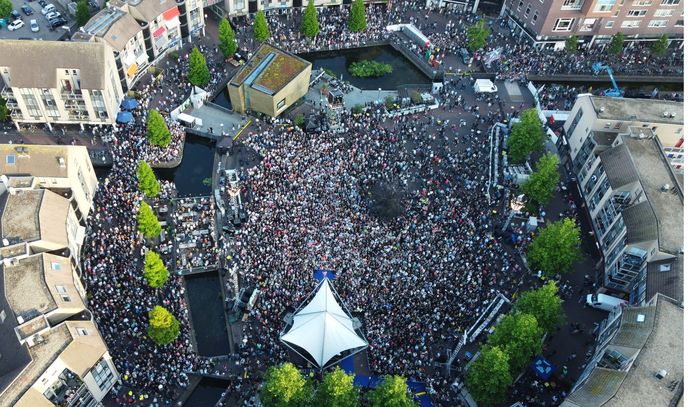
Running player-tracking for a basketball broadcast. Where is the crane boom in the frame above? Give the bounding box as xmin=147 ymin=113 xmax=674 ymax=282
xmin=591 ymin=62 xmax=623 ymax=97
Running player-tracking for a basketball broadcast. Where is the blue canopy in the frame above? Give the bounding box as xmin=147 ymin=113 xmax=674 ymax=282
xmin=313 ymin=269 xmax=336 ymax=281
xmin=120 ymin=98 xmax=138 ymax=110
xmin=532 ymin=356 xmax=555 ymax=381
xmin=116 ymin=111 xmax=134 ymax=124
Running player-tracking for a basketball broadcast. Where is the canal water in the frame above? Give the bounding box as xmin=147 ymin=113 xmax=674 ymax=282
xmin=182 ymin=378 xmax=230 ymax=407
xmin=154 ymin=134 xmax=216 ymax=197
xmin=184 ymin=272 xmax=231 ymax=357
xmin=300 ymin=45 xmax=431 ymax=90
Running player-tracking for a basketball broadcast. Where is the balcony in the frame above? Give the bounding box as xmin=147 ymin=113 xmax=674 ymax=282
xmin=61 ymin=87 xmax=84 ymax=100
xmin=1 ymin=86 xmax=14 ymax=99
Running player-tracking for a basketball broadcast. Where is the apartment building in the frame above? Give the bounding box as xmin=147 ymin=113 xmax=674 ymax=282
xmin=563 ymin=95 xmax=683 ymax=304
xmin=0 ymin=254 xmax=118 ymax=407
xmin=502 ymin=0 xmax=684 ymax=49
xmin=0 ymin=41 xmax=124 ymax=130
xmin=562 ymin=294 xmax=682 ymax=407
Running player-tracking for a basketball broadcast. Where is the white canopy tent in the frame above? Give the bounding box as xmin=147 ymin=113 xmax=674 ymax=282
xmin=280 ymin=278 xmax=368 ymax=369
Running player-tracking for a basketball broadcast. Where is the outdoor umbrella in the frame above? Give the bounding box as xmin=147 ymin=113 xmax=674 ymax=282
xmin=120 ymin=98 xmax=138 ymax=110
xmin=116 ymin=111 xmax=134 ymax=124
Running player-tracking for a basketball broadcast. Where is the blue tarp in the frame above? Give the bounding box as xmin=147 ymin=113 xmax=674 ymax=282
xmin=116 ymin=111 xmax=133 ymax=123
xmin=532 ymin=356 xmax=555 ymax=381
xmin=120 ymin=98 xmax=138 ymax=110
xmin=339 ymin=355 xmax=355 ymax=374
xmin=313 ymin=269 xmax=336 ymax=281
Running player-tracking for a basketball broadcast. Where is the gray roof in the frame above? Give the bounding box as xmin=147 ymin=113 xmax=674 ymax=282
xmin=599 ymin=144 xmax=638 ymax=189
xmin=646 ymin=258 xmax=683 ymax=304
xmin=3 ymin=255 xmax=57 ymax=321
xmin=0 ymin=190 xmax=42 ymax=243
xmin=620 ymin=201 xmax=658 ymax=245
xmin=590 ymin=96 xmax=683 ymax=125
xmin=0 ymin=40 xmax=107 ymax=89
xmin=0 ymin=266 xmax=32 ymax=397
xmin=81 ymin=8 xmax=142 ymax=51
xmin=127 ymin=0 xmax=177 ymax=22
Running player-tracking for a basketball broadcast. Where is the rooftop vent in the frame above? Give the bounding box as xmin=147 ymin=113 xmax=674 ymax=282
xmin=656 ymin=370 xmax=668 ymax=380
xmin=661 ymin=184 xmax=672 ymax=192
xmin=663 ymin=111 xmax=670 ymax=117
xmin=599 ymin=106 xmax=605 ymax=113
xmin=57 ymin=157 xmax=66 ymax=168
xmin=636 ymin=314 xmax=645 ymax=322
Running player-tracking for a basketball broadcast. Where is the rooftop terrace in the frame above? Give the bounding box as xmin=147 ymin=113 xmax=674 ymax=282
xmin=231 ymin=43 xmax=310 ymax=94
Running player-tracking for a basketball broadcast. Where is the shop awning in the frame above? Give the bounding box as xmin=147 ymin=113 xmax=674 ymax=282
xmin=153 ymin=26 xmax=166 ymax=38
xmin=163 ymin=6 xmax=180 ymax=20
xmin=127 ymin=63 xmax=138 ymax=77
xmin=164 ymin=17 xmax=179 ymax=30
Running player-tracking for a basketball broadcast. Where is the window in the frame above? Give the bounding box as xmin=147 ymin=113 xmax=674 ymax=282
xmin=6 ymin=155 xmax=15 ymax=165
xmin=554 ymin=18 xmax=575 ymax=31
xmin=51 ymin=262 xmax=61 ymax=271
xmin=594 ymin=0 xmax=617 ymax=11
xmin=517 ymin=0 xmax=524 ymax=11
xmin=55 ymin=285 xmax=71 ymax=302
xmin=654 ymin=8 xmax=674 ymax=16
xmin=648 ymin=19 xmax=668 ymax=26
xmin=525 ymin=6 xmax=531 ymax=15
xmin=660 ymin=0 xmax=679 ymax=4
xmin=276 ymin=98 xmax=286 ymax=109
xmin=92 ymin=360 xmax=115 ymax=391
xmin=562 ymin=0 xmax=583 ymax=9
xmin=675 ymin=19 xmax=684 ymax=26
xmin=633 ymin=0 xmax=652 ymax=4
xmin=621 ymin=20 xmax=642 ymax=27
xmin=627 ymin=9 xmax=647 ymax=16
xmin=567 ymin=107 xmax=583 ymax=137
xmin=532 ymin=11 xmax=539 ymax=23
xmin=606 ymin=20 xmax=615 ymax=27
xmin=77 ymin=327 xmax=89 ymax=336
xmin=580 ymin=18 xmax=597 ymax=30
xmin=0 ymin=309 xmax=6 ymax=323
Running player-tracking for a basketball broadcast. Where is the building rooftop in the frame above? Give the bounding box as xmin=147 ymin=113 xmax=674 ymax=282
xmin=230 ymin=43 xmax=311 ymax=94
xmin=620 ymin=201 xmax=658 ymax=245
xmin=646 ymin=258 xmax=683 ymax=304
xmin=127 ymin=0 xmax=178 ymax=22
xmin=0 ymin=265 xmax=31 ymax=398
xmin=0 ymin=144 xmax=71 ymax=179
xmin=80 ymin=7 xmax=142 ymax=51
xmin=563 ymin=295 xmax=683 ymax=407
xmin=590 ymin=96 xmax=683 ymax=125
xmin=599 ymin=143 xmax=639 ymax=189
xmin=0 ymin=40 xmax=107 ymax=89
xmin=3 ymin=254 xmax=57 ymax=321
xmin=1 ymin=189 xmax=42 ymax=242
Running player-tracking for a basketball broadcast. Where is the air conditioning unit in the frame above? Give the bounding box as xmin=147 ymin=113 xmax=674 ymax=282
xmin=656 ymin=370 xmax=668 ymax=379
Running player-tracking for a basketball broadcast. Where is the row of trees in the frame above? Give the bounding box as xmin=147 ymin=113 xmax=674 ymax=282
xmin=466 ymin=282 xmax=565 ymax=405
xmin=260 ymin=363 xmax=417 ymax=407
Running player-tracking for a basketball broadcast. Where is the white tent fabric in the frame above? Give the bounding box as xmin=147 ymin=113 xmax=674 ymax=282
xmin=280 ymin=279 xmax=367 ymax=367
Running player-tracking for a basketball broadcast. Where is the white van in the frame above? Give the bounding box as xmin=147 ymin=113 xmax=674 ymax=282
xmin=586 ymin=293 xmax=628 ymax=312
xmin=473 ymin=79 xmax=498 ymax=94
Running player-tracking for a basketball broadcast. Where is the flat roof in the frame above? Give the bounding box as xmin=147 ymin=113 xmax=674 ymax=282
xmin=590 ymin=96 xmax=683 ymax=125
xmin=80 ymin=8 xmax=142 ymax=51
xmin=0 ymin=265 xmax=31 ymax=397
xmin=622 ymin=137 xmax=683 ymax=254
xmin=1 ymin=190 xmax=42 ymax=242
xmin=0 ymin=145 xmax=74 ymax=179
xmin=230 ymin=43 xmax=310 ymax=94
xmin=3 ymin=255 xmax=57 ymax=321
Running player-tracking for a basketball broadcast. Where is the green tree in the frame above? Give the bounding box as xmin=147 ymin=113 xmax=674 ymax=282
xmin=313 ymin=367 xmax=359 ymax=407
xmin=260 ymin=363 xmax=312 ymax=407
xmin=465 ymin=346 xmax=513 ymax=406
xmin=143 ymin=251 xmax=169 ymax=288
xmin=218 ymin=18 xmax=238 ymax=58
xmin=466 ymin=18 xmax=490 ymax=52
xmin=187 ymin=47 xmax=210 ymax=87
xmin=147 ymin=305 xmax=180 ymax=345
xmin=0 ymin=0 xmax=12 ymax=19
xmin=301 ymin=0 xmax=320 ymax=39
xmin=76 ymin=0 xmax=90 ymax=26
xmin=522 ymin=153 xmax=560 ymax=207
xmin=508 ymin=108 xmax=545 ymax=164
xmin=347 ymin=0 xmax=367 ymax=33
xmin=137 ymin=202 xmax=162 ymax=239
xmin=367 ymin=375 xmax=416 ymax=407
xmin=516 ymin=281 xmax=566 ymax=333
xmin=651 ymin=34 xmax=669 ymax=56
xmin=565 ymin=35 xmax=579 ymax=53
xmin=146 ymin=109 xmax=172 ymax=147
xmin=136 ymin=160 xmax=161 ymax=198
xmin=293 ymin=114 xmax=305 ymax=128
xmin=527 ymin=218 xmax=582 ymax=277
xmin=0 ymin=96 xmax=9 ymax=122
xmin=488 ymin=313 xmax=543 ymax=375
xmin=254 ymin=10 xmax=271 ymax=43
xmin=608 ymin=32 xmax=625 ymax=55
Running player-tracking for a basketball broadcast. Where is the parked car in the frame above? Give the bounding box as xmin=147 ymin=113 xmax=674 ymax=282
xmin=45 ymin=11 xmax=60 ymax=20
xmin=586 ymin=293 xmax=629 ymax=312
xmin=30 ymin=18 xmax=39 ymax=32
xmin=21 ymin=5 xmax=33 ymax=15
xmin=11 ymin=10 xmax=22 ymax=20
xmin=38 ymin=0 xmax=47 ymax=6
xmin=49 ymin=17 xmax=67 ymax=28
xmin=8 ymin=19 xmax=25 ymax=31
xmin=41 ymin=4 xmax=56 ymax=15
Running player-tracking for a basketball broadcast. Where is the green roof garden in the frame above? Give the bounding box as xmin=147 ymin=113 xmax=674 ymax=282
xmin=230 ymin=43 xmax=310 ymax=94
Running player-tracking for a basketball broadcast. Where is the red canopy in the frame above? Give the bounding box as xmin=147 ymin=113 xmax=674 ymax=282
xmin=163 ymin=6 xmax=180 ymax=20
xmin=153 ymin=26 xmax=165 ymax=37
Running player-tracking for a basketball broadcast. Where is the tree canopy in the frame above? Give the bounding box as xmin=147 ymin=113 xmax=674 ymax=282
xmin=137 ymin=202 xmax=162 ymax=239
xmin=188 ymin=47 xmax=211 ymax=87
xmin=146 ymin=109 xmax=172 ymax=147
xmin=147 ymin=305 xmax=180 ymax=345
xmin=487 ymin=313 xmax=543 ymax=375
xmin=527 ymin=218 xmax=582 ymax=277
xmin=466 ymin=346 xmax=513 ymax=406
xmin=260 ymin=363 xmax=313 ymax=407
xmin=0 ymin=0 xmax=11 ymax=19
xmin=466 ymin=18 xmax=490 ymax=52
xmin=143 ymin=251 xmax=169 ymax=288
xmin=565 ymin=35 xmax=579 ymax=53
xmin=218 ymin=18 xmax=238 ymax=58
xmin=301 ymin=0 xmax=320 ymax=39
xmin=254 ymin=10 xmax=271 ymax=42
xmin=136 ymin=160 xmax=160 ymax=198
xmin=0 ymin=96 xmax=9 ymax=122
xmin=313 ymin=367 xmax=359 ymax=407
xmin=76 ymin=0 xmax=91 ymax=26
xmin=347 ymin=0 xmax=367 ymax=33
xmin=516 ymin=281 xmax=565 ymax=333
xmin=651 ymin=34 xmax=669 ymax=56
xmin=367 ymin=375 xmax=416 ymax=407
xmin=608 ymin=32 xmax=625 ymax=55
xmin=508 ymin=108 xmax=545 ymax=164
xmin=523 ymin=153 xmax=560 ymax=207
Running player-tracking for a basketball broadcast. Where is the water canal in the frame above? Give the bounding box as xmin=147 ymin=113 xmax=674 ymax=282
xmin=154 ymin=134 xmax=216 ymax=197
xmin=184 ymin=272 xmax=231 ymax=357
xmin=182 ymin=378 xmax=230 ymax=407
